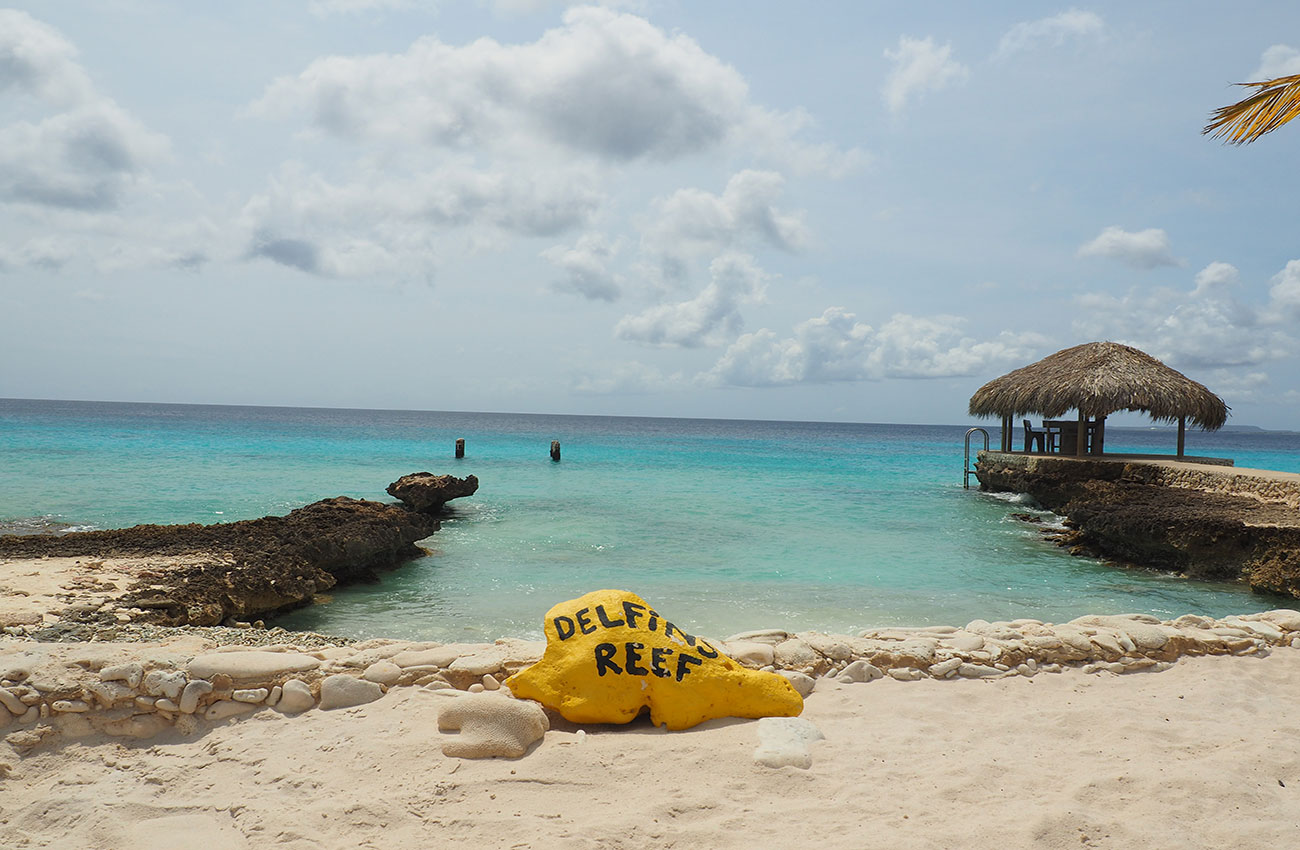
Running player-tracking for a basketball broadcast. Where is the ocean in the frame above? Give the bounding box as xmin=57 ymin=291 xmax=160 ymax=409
xmin=3 ymin=398 xmax=1297 ymax=642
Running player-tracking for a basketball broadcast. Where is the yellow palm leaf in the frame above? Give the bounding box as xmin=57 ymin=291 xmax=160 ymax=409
xmin=1204 ymin=74 xmax=1300 ymax=144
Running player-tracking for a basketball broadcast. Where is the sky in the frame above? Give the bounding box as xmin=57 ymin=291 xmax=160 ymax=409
xmin=2 ymin=1 xmax=1299 ymax=428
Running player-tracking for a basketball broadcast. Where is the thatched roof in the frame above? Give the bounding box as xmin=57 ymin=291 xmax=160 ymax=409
xmin=968 ymin=342 xmax=1228 ymax=429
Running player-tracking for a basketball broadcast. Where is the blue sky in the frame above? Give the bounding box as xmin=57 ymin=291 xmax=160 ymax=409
xmin=2 ymin=1 xmax=1299 ymax=427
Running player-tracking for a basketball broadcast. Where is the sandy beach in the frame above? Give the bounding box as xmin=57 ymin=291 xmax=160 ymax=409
xmin=1 ymin=645 xmax=1296 ymax=849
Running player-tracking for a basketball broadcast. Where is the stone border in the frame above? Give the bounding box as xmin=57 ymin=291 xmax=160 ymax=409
xmin=3 ymin=609 xmax=1298 ymax=759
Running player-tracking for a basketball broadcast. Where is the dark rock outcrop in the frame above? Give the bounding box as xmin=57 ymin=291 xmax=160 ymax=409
xmin=0 ymin=496 xmax=439 ymax=626
xmin=976 ymin=453 xmax=1300 ymax=599
xmin=386 ymin=472 xmax=479 ymax=514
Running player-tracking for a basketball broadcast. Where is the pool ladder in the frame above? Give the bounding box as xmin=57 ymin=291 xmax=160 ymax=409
xmin=963 ymin=427 xmax=989 ymax=489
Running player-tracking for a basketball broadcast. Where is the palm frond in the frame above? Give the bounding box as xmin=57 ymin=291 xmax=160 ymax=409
xmin=1204 ymin=74 xmax=1300 ymax=144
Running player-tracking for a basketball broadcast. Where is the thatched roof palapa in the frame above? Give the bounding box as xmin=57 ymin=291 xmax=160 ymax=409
xmin=968 ymin=341 xmax=1228 ymax=430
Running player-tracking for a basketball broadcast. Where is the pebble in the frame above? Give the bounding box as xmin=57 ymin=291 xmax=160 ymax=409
xmin=928 ymin=658 xmax=963 ymax=678
xmin=179 ymin=680 xmax=213 ymax=714
xmin=51 ymin=699 xmax=90 ymax=713
xmin=233 ymin=688 xmax=269 ymax=704
xmin=362 ymin=661 xmax=403 ymax=686
xmin=276 ymin=679 xmax=315 ymax=714
xmin=155 ymin=698 xmax=179 ymax=712
xmin=887 ymin=667 xmax=923 ymax=681
xmin=468 ymin=683 xmax=485 ymax=693
xmin=318 ymin=674 xmax=384 ymax=710
xmin=773 ymin=638 xmax=819 ymax=670
xmin=99 ymin=662 xmax=144 ymax=689
xmin=87 ymin=681 xmax=135 ymax=707
xmin=142 ymin=670 xmax=186 ymax=700
xmin=266 ymin=685 xmax=283 ymax=707
xmin=956 ymin=663 xmax=1002 ymax=678
xmin=948 ymin=633 xmax=985 ymax=652
xmin=482 ymin=674 xmax=500 ymax=691
xmin=723 ymin=641 xmax=777 ymax=669
xmin=836 ymin=660 xmax=884 ymax=684
xmin=0 ymin=688 xmax=24 ymax=715
xmin=778 ymin=671 xmax=816 ymax=698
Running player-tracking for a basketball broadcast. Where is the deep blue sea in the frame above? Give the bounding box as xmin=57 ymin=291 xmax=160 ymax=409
xmin=3 ymin=398 xmax=1298 ymax=642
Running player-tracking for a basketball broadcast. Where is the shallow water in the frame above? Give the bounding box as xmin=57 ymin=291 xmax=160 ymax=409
xmin=2 ymin=399 xmax=1293 ymax=641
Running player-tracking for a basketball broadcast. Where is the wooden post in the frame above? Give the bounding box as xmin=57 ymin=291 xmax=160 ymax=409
xmin=455 ymin=438 xmax=465 ymax=458
xmin=1177 ymin=417 xmax=1186 ymax=458
xmin=1002 ymin=414 xmax=1011 ymax=452
xmin=1095 ymin=415 xmax=1106 ymax=455
xmin=550 ymin=440 xmax=561 ymax=462
xmin=1076 ymin=410 xmax=1087 ymax=457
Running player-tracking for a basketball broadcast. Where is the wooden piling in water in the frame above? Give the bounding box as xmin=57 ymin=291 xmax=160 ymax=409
xmin=550 ymin=440 xmax=561 ymax=462
xmin=455 ymin=438 xmax=465 ymax=458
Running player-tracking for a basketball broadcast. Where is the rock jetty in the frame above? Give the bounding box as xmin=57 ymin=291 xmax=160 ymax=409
xmin=2 ymin=609 xmax=1297 ymax=759
xmin=0 ymin=473 xmax=480 ymax=629
xmin=975 ymin=452 xmax=1300 ymax=599
xmin=386 ymin=472 xmax=479 ymax=514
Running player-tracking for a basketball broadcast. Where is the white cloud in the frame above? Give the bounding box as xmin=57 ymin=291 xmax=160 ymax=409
xmin=238 ymin=161 xmax=602 ymax=277
xmin=615 ymin=252 xmax=767 ymax=347
xmin=1077 ymin=226 xmax=1180 ymax=269
xmin=0 ymin=10 xmax=94 ymax=105
xmin=1267 ymin=259 xmax=1300 ymax=314
xmin=0 ymin=11 xmax=167 ymax=212
xmin=641 ymin=170 xmax=809 ymax=282
xmin=1071 ymin=261 xmax=1297 ymax=372
xmin=1251 ymin=44 xmax=1300 ymax=79
xmin=704 ymin=307 xmax=1045 ymax=387
xmin=1192 ymin=261 xmax=1239 ymax=297
xmin=542 ymin=232 xmax=622 ymax=301
xmin=253 ymin=6 xmax=846 ymax=171
xmin=882 ymin=36 xmax=968 ymax=114
xmin=996 ymin=9 xmax=1104 ymax=58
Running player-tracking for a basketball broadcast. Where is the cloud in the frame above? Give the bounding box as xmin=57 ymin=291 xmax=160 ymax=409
xmin=1268 ymin=259 xmax=1300 ymax=315
xmin=1192 ymin=261 xmax=1239 ymax=297
xmin=1071 ymin=261 xmax=1297 ymax=372
xmin=704 ymin=307 xmax=1046 ymax=387
xmin=1076 ymin=226 xmax=1180 ymax=269
xmin=882 ymin=36 xmax=968 ymax=114
xmin=1251 ymin=44 xmax=1300 ymax=80
xmin=238 ymin=161 xmax=602 ymax=277
xmin=542 ymin=232 xmax=623 ymax=301
xmin=252 ymin=6 xmax=853 ymax=172
xmin=0 ymin=10 xmax=94 ymax=104
xmin=615 ymin=252 xmax=767 ymax=347
xmin=640 ymin=170 xmax=809 ymax=282
xmin=996 ymin=9 xmax=1104 ymax=58
xmin=0 ymin=11 xmax=167 ymax=212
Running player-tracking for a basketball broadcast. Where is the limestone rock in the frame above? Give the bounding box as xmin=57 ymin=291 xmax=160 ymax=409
xmin=506 ymin=589 xmax=802 ymax=730
xmin=386 ymin=472 xmax=479 ymax=514
xmin=276 ymin=679 xmax=315 ymax=714
xmin=391 ymin=644 xmax=490 ymax=669
xmin=143 ymin=670 xmax=186 ymax=700
xmin=99 ymin=662 xmax=143 ymax=689
xmin=753 ymin=716 xmax=824 ymax=769
xmin=187 ymin=651 xmax=320 ymax=680
xmin=362 ymin=661 xmax=403 ymax=685
xmin=723 ymin=641 xmax=776 ymax=669
xmin=778 ymin=671 xmax=816 ymax=698
xmin=438 ymin=693 xmax=549 ymax=759
xmin=179 ymin=680 xmax=213 ymax=714
xmin=837 ymin=660 xmax=884 ymax=684
xmin=205 ymin=699 xmax=259 ymax=721
xmin=773 ymin=638 xmax=819 ymax=670
xmin=319 ymin=674 xmax=384 ymax=710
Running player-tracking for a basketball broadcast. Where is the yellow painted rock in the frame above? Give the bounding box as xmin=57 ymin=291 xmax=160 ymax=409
xmin=505 ymin=589 xmax=803 ymax=730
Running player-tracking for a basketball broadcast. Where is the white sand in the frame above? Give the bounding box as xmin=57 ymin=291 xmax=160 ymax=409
xmin=4 ymin=650 xmax=1298 ymax=849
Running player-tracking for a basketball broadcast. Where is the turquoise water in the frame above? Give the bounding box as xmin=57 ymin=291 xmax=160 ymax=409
xmin=2 ymin=399 xmax=1295 ymax=641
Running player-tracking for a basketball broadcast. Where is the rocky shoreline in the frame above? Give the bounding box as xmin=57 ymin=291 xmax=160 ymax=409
xmin=0 ymin=473 xmax=478 ymax=630
xmin=975 ymin=452 xmax=1300 ymax=599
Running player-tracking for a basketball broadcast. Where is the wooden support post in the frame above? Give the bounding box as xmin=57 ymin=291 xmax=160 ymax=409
xmin=455 ymin=438 xmax=465 ymax=459
xmin=1177 ymin=417 xmax=1186 ymax=458
xmin=1002 ymin=415 xmax=1011 ymax=452
xmin=1095 ymin=415 xmax=1106 ymax=455
xmin=550 ymin=440 xmax=561 ymax=462
xmin=1076 ymin=410 xmax=1087 ymax=457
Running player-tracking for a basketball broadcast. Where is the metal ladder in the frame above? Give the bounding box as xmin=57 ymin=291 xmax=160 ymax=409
xmin=963 ymin=427 xmax=989 ymax=489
